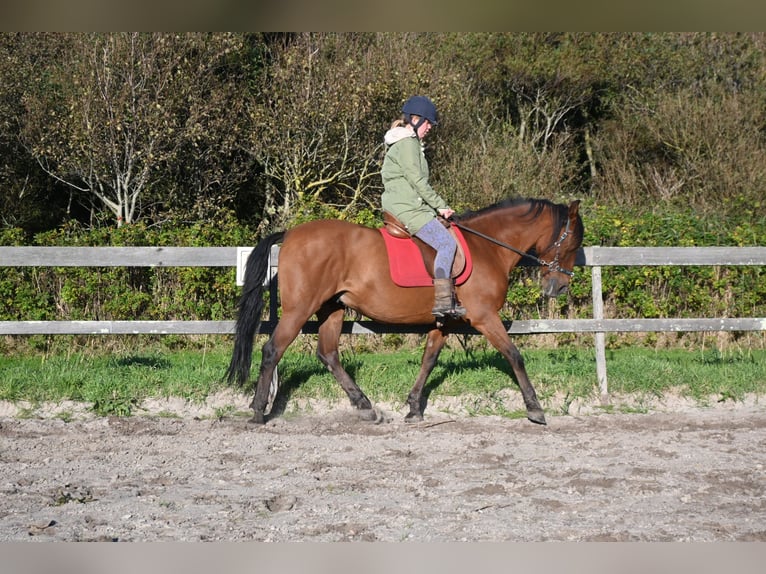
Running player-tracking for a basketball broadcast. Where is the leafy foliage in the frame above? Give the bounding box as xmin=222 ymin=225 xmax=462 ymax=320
xmin=1 ymin=33 xmax=765 ymax=355
xmin=19 ymin=33 xmax=257 ymax=226
xmin=2 ymin=32 xmax=766 ymax=231
xmin=1 ymin=205 xmax=763 ymax=354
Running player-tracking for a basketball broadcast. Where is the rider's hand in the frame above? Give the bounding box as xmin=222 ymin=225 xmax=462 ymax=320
xmin=438 ymin=208 xmax=454 ymax=219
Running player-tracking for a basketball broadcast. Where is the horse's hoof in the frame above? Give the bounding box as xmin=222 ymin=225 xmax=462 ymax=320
xmin=527 ymin=409 xmax=547 ymax=425
xmin=357 ymin=407 xmax=391 ymax=424
xmin=404 ymin=412 xmax=424 ymax=423
xmin=355 ymin=398 xmax=373 ymax=410
xmin=248 ymin=412 xmax=265 ymax=425
xmin=357 ymin=408 xmax=378 ymax=422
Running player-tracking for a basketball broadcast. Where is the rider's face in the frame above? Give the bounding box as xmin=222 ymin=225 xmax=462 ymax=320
xmin=417 ymin=119 xmax=433 ymax=139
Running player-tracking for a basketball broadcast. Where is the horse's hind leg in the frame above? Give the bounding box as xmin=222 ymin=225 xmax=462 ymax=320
xmin=405 ymin=328 xmax=447 ymax=421
xmin=316 ymin=304 xmax=372 ymax=411
xmin=249 ymin=316 xmax=305 ymax=424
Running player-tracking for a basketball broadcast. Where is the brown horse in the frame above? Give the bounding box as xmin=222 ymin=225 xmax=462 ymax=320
xmin=226 ymin=197 xmax=584 ymax=425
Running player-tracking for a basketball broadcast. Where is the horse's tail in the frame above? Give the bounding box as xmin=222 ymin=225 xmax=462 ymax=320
xmin=225 ymin=231 xmax=285 ymax=387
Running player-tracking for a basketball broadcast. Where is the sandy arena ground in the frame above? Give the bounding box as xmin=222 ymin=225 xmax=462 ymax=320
xmin=1 ymin=392 xmax=764 ymax=542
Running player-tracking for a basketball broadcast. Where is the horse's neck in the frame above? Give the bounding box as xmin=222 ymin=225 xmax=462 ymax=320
xmin=461 ymin=210 xmax=551 ymax=276
xmin=471 ymin=209 xmax=543 ymax=252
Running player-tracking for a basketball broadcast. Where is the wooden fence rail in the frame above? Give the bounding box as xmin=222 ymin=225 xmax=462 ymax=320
xmin=2 ymin=245 xmax=765 ymax=397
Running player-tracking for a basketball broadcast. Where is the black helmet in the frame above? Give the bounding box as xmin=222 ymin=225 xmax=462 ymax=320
xmin=402 ymin=96 xmax=438 ymax=126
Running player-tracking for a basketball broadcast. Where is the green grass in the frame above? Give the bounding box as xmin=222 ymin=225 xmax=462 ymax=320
xmin=1 ymin=342 xmax=764 ymax=417
xmin=602 ymin=347 xmax=766 ymax=402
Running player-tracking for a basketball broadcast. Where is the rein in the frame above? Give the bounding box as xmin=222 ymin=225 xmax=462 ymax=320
xmin=450 ymin=218 xmax=574 ymax=278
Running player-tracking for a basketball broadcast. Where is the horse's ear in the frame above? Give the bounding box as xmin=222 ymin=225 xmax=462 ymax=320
xmin=568 ymin=199 xmax=581 ymax=217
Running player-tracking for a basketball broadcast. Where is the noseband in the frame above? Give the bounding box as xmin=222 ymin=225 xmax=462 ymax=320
xmin=451 ymin=217 xmax=575 ymax=278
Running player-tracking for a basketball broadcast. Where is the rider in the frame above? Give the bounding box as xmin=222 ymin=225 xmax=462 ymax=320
xmin=381 ymin=95 xmax=466 ymax=319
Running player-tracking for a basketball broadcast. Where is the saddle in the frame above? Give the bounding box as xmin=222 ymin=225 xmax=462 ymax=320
xmin=380 ymin=211 xmax=472 ymax=287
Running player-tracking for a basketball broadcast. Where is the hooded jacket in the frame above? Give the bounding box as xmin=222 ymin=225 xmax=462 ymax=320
xmin=380 ymin=126 xmax=448 ymax=234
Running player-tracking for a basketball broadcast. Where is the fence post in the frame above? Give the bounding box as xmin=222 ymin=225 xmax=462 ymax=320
xmin=591 ymin=265 xmax=609 ymax=401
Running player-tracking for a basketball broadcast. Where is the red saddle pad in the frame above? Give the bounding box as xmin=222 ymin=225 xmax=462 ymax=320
xmin=379 ymin=227 xmax=473 ymax=287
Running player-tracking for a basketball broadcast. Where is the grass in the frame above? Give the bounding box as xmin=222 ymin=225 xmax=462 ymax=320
xmin=596 ymin=347 xmax=766 ymax=401
xmin=0 ymin=339 xmax=764 ymax=418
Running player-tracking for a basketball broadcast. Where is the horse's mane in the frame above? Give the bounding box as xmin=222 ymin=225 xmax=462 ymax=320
xmin=455 ymin=197 xmax=575 ymax=246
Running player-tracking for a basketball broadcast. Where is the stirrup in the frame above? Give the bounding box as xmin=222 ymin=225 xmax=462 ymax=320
xmin=432 ymin=305 xmax=467 ymax=319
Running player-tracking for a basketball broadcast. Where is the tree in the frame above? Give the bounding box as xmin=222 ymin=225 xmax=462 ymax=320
xmin=0 ymin=33 xmax=71 ymax=233
xmin=21 ymin=33 xmax=256 ymax=227
xmin=243 ymin=33 xmax=385 ymax=231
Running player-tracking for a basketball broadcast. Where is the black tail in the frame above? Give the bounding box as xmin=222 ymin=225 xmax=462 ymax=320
xmin=225 ymin=231 xmax=285 ymax=387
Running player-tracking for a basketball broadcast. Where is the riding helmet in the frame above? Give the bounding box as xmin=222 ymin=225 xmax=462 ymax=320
xmin=402 ymin=96 xmax=439 ymax=126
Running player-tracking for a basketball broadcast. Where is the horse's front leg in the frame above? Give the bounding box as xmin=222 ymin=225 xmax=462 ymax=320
xmin=405 ymin=328 xmax=448 ymax=421
xmin=473 ymin=315 xmax=546 ymax=425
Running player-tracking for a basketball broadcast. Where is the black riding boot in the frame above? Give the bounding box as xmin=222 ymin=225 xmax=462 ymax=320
xmin=432 ymin=278 xmax=466 ymax=319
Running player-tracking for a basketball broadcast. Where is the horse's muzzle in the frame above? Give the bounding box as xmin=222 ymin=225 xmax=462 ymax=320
xmin=542 ymin=276 xmax=569 ymax=298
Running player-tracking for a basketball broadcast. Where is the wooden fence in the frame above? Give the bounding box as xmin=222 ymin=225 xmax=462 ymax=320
xmin=1 ymin=245 xmax=765 ymax=396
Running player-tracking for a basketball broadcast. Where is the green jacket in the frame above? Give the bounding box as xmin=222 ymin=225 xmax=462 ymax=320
xmin=380 ymin=127 xmax=448 ymax=234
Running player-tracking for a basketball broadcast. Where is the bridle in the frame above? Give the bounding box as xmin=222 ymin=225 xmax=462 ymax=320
xmin=450 ymin=217 xmax=575 ymax=278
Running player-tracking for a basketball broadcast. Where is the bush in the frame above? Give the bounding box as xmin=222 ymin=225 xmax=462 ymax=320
xmin=504 ymin=201 xmax=766 ymax=323
xmin=2 ymin=202 xmax=764 ymax=354
xmin=2 ymin=219 xmax=249 ymax=326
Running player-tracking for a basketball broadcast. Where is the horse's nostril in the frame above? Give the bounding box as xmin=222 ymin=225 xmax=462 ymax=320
xmin=543 ymin=280 xmax=570 ymax=298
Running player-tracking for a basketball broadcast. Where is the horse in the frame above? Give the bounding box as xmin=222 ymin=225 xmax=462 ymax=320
xmin=226 ymin=197 xmax=584 ymax=425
